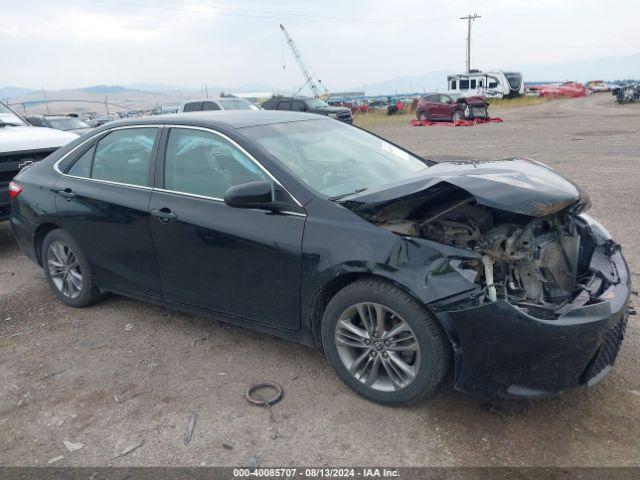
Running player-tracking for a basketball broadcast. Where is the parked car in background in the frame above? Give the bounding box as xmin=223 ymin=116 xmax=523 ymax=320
xmin=26 ymin=115 xmax=92 ymax=135
xmin=261 ymin=96 xmax=353 ymax=123
xmin=586 ymin=80 xmax=616 ymax=93
xmin=86 ymin=113 xmax=120 ymax=128
xmin=539 ymin=82 xmax=588 ymax=98
xmin=179 ymin=97 xmax=260 ymax=113
xmin=416 ymin=93 xmax=489 ymax=122
xmin=9 ymin=111 xmax=629 ymax=404
xmin=0 ymin=102 xmax=77 ymax=220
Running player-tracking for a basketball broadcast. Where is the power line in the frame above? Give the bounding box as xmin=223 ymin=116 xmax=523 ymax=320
xmin=89 ymin=0 xmax=459 ymax=24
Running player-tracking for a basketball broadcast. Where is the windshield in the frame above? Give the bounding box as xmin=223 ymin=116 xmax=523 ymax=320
xmin=218 ymin=99 xmax=258 ymax=111
xmin=242 ymin=119 xmax=428 ymax=198
xmin=47 ymin=117 xmax=90 ymax=130
xmin=0 ymin=103 xmax=27 ymax=126
xmin=305 ymin=98 xmax=330 ymax=109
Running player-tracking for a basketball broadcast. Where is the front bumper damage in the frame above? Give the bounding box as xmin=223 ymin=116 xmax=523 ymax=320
xmin=430 ymin=216 xmax=630 ymax=399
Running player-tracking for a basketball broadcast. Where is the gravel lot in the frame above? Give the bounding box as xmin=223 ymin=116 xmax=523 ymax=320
xmin=1 ymin=94 xmax=638 ymax=467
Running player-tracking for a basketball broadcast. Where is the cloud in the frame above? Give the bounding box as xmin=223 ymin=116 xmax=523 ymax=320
xmin=0 ymin=2 xmax=219 ymax=43
xmin=2 ymin=9 xmax=163 ymax=42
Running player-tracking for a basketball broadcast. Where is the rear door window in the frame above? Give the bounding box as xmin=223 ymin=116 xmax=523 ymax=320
xmin=183 ymin=102 xmax=203 ymax=112
xmin=292 ymin=101 xmax=307 ymax=111
xmin=67 ymin=145 xmax=95 ymax=178
xmin=202 ymin=101 xmax=221 ymax=111
xmin=90 ymin=128 xmax=158 ymax=186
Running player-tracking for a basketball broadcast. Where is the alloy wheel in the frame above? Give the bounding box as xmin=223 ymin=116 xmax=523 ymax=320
xmin=47 ymin=240 xmax=83 ymax=299
xmin=334 ymin=302 xmax=421 ymax=392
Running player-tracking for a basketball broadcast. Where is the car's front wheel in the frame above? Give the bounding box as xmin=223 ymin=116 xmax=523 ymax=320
xmin=452 ymin=110 xmax=464 ymax=122
xmin=42 ymin=229 xmax=105 ymax=308
xmin=321 ymin=279 xmax=450 ymax=405
xmin=418 ymin=111 xmax=429 ymax=121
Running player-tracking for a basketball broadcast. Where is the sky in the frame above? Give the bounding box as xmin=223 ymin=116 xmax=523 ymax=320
xmin=1 ymin=0 xmax=639 ymax=92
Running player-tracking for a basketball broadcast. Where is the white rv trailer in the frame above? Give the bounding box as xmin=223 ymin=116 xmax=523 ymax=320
xmin=446 ymin=71 xmax=525 ymax=98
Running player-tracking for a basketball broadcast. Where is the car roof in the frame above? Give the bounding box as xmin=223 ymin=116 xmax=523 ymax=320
xmin=99 ymin=110 xmax=325 ymax=129
xmin=265 ymin=96 xmax=312 ymax=101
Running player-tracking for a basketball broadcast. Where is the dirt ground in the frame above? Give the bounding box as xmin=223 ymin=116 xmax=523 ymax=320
xmin=1 ymin=94 xmax=639 ymax=467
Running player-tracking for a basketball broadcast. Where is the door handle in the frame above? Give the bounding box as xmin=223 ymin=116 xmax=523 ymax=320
xmin=56 ymin=188 xmax=76 ymax=199
xmin=151 ymin=208 xmax=177 ymax=222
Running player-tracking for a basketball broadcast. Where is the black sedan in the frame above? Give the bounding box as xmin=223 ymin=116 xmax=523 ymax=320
xmin=9 ymin=111 xmax=630 ymax=404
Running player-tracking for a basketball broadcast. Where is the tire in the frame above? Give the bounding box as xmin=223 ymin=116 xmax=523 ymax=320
xmin=321 ymin=279 xmax=451 ymax=405
xmin=41 ymin=229 xmax=105 ymax=308
xmin=452 ymin=110 xmax=464 ymax=122
xmin=418 ymin=111 xmax=429 ymax=121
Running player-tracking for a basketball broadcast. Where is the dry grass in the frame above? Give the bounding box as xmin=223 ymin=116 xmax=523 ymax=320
xmin=488 ymin=96 xmax=553 ymax=108
xmin=353 ymin=109 xmax=412 ymax=128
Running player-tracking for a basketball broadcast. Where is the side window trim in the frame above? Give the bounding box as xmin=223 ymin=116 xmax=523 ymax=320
xmin=156 ymin=125 xmax=303 ymax=208
xmin=54 ymin=125 xmax=162 ymax=190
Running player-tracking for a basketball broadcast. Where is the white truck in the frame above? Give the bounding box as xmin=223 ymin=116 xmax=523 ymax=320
xmin=0 ymin=102 xmax=78 ymax=220
xmin=446 ymin=70 xmax=525 ymax=99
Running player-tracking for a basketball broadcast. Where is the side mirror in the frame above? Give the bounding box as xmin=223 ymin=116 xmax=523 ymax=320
xmin=224 ymin=181 xmax=278 ymax=211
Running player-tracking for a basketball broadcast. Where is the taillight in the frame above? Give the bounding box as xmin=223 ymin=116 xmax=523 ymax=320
xmin=8 ymin=181 xmax=23 ymax=200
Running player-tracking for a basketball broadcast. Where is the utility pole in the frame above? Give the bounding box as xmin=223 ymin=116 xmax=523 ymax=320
xmin=460 ymin=13 xmax=481 ymax=73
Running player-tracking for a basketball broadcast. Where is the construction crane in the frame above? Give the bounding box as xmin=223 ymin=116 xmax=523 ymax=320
xmin=280 ymin=24 xmax=329 ymax=98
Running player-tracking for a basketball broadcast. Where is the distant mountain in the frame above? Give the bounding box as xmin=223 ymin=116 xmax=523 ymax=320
xmin=514 ymin=52 xmax=640 ymax=82
xmin=82 ymin=85 xmax=131 ymax=94
xmin=355 ymin=71 xmax=450 ymax=96
xmin=123 ymin=83 xmax=200 ymax=93
xmin=0 ymin=86 xmax=36 ymax=100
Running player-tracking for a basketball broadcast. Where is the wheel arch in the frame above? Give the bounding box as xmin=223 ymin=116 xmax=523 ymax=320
xmin=308 ymin=271 xmax=445 ymax=348
xmin=34 ymin=222 xmax=61 ymax=266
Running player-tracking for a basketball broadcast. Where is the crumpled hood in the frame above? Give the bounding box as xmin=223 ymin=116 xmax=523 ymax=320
xmin=0 ymin=125 xmax=78 ymax=153
xmin=344 ymin=158 xmax=587 ymax=217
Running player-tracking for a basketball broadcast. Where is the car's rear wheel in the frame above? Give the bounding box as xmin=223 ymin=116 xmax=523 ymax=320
xmin=452 ymin=110 xmax=464 ymax=122
xmin=42 ymin=229 xmax=104 ymax=308
xmin=418 ymin=111 xmax=429 ymax=121
xmin=321 ymin=279 xmax=450 ymax=405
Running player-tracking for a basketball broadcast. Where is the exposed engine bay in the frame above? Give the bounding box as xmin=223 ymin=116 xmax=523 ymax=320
xmin=357 ymin=186 xmax=619 ymax=319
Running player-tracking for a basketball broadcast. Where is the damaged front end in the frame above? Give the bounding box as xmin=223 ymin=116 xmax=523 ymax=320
xmin=341 ymin=159 xmax=630 ymax=398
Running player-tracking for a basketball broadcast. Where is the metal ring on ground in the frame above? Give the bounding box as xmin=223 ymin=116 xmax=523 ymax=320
xmin=245 ymin=382 xmax=283 ymax=406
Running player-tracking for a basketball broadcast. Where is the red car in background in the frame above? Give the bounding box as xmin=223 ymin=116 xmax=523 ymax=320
xmin=416 ymin=93 xmax=488 ymax=122
xmin=539 ymin=82 xmax=588 ymax=98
